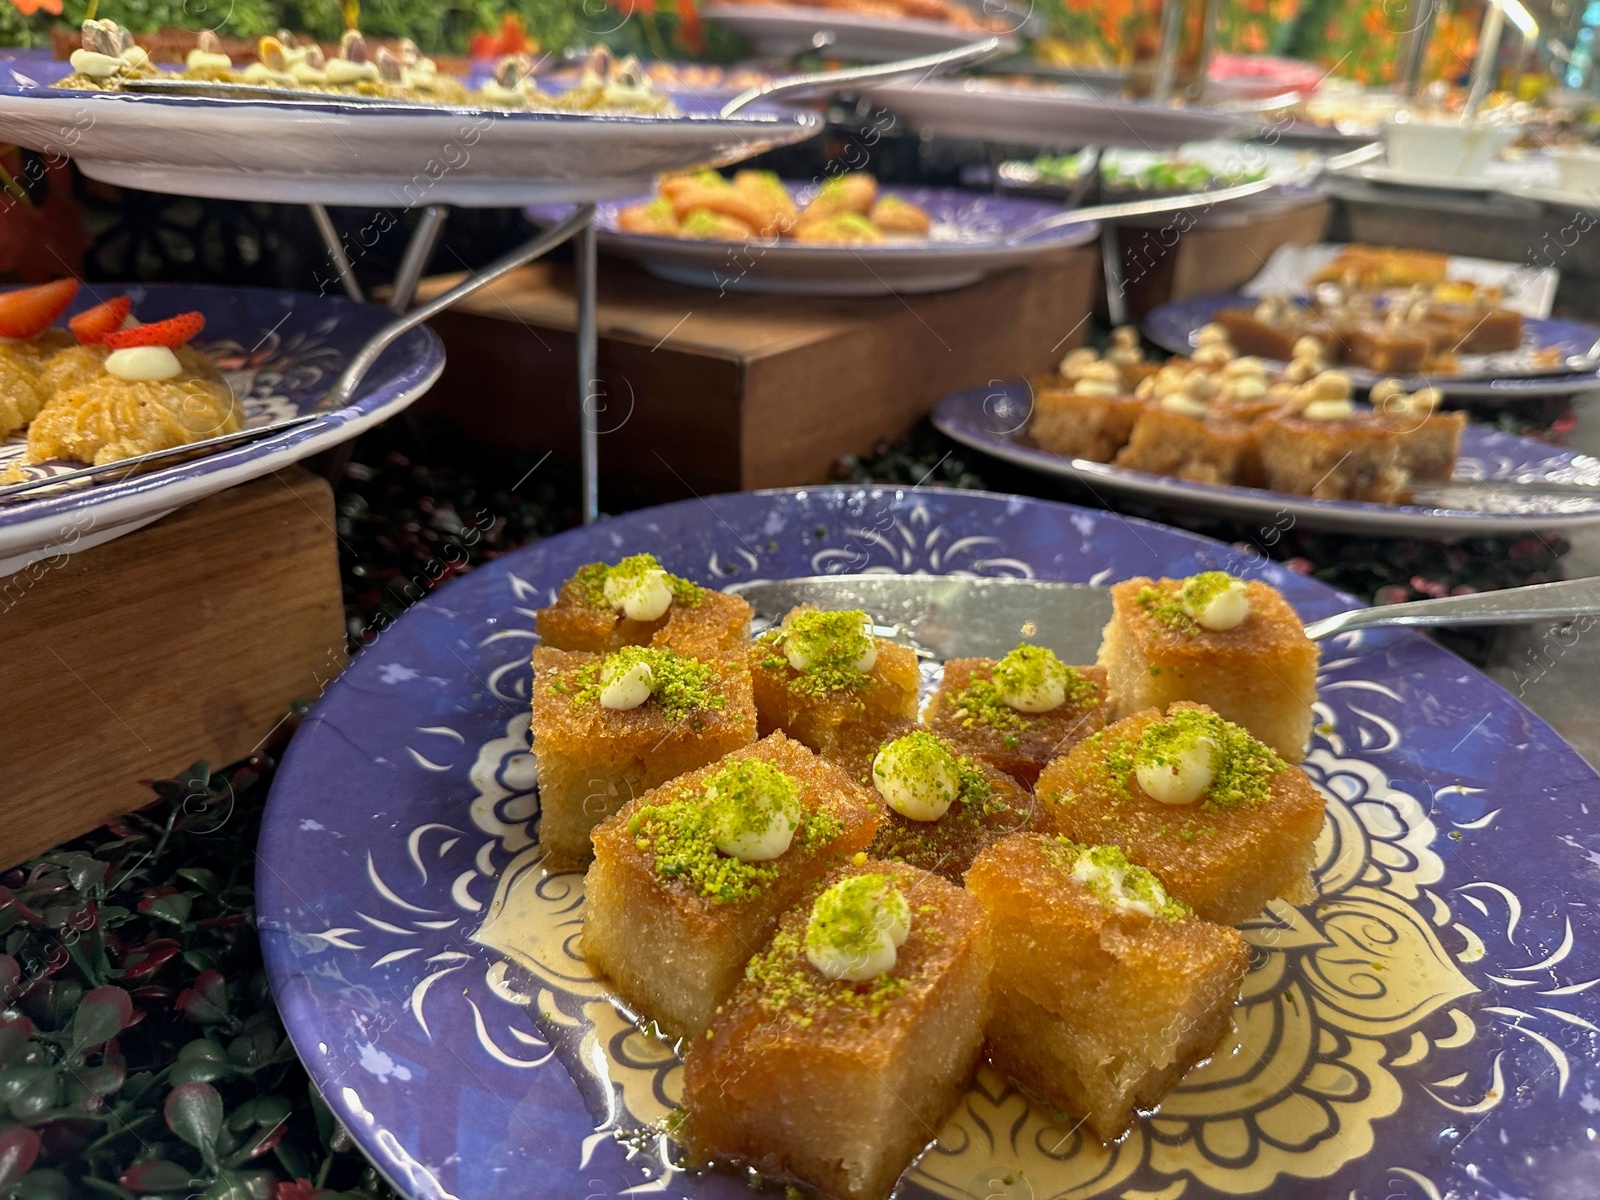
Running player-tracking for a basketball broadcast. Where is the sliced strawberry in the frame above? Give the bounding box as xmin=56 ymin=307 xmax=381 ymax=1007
xmin=0 ymin=278 xmax=80 ymax=339
xmin=103 ymin=311 xmax=205 ymax=351
xmin=69 ymin=295 xmax=133 ymax=346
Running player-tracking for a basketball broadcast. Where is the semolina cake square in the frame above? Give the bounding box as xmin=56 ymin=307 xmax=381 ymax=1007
xmin=1255 ymin=409 xmax=1410 ymax=503
xmin=1036 ymin=702 xmax=1325 ymax=923
xmin=749 ymin=607 xmax=920 ymax=759
xmin=1028 ymin=384 xmax=1145 ymax=463
xmin=865 ymin=730 xmax=1033 ymax=883
xmin=1388 ymin=409 xmax=1466 ymax=484
xmin=967 ymin=834 xmax=1248 ymax=1140
xmin=1098 ymin=573 xmax=1318 ymax=761
xmin=582 ymin=733 xmax=881 ymax=1039
xmin=681 ymin=861 xmax=990 ymax=1200
xmin=1113 ymin=407 xmax=1256 ymax=486
xmin=926 ymin=650 xmax=1106 ymax=786
xmin=534 ymin=553 xmax=751 ymax=656
xmin=530 ymin=643 xmax=756 ymax=870
xmin=822 ymin=715 xmax=921 ymax=789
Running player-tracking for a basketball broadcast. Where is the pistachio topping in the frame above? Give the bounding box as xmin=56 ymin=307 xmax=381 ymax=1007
xmin=804 ymin=874 xmax=910 ymax=982
xmin=992 ymin=644 xmax=1073 ymax=713
xmin=1132 ymin=707 xmax=1283 ymax=811
xmin=872 ymin=731 xmax=959 ymax=822
xmin=574 ymin=554 xmax=700 ymax=615
xmin=1043 ymin=838 xmax=1190 ymax=920
xmin=628 ymin=765 xmax=841 ymax=902
xmin=1178 ymin=572 xmax=1251 ymax=632
xmin=761 ymin=609 xmax=878 ymax=695
xmin=703 ymin=759 xmax=802 ymax=862
xmin=574 ymin=646 xmax=724 ymax=722
xmin=743 ymin=929 xmax=906 ymax=1024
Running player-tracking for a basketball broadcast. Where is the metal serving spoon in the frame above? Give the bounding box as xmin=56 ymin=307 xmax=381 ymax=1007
xmin=726 ymin=574 xmax=1600 ymax=662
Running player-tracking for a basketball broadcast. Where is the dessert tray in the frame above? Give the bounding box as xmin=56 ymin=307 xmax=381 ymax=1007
xmin=1144 ymin=293 xmax=1600 ymax=397
xmin=702 ymin=2 xmax=1021 ymax=61
xmin=527 ymin=186 xmax=1101 ymax=295
xmin=0 ymin=56 xmax=823 ymax=207
xmin=865 ymin=77 xmax=1271 ymax=149
xmin=259 ymin=486 xmax=1600 ymax=1200
xmin=933 ymin=381 xmax=1600 ymax=534
xmin=0 ymin=282 xmax=441 ymax=576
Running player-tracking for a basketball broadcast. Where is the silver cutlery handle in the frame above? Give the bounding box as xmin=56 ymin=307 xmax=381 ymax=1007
xmin=1305 ymin=576 xmax=1600 ymax=640
xmin=1003 ymin=175 xmax=1285 ymax=243
xmin=719 ymin=36 xmax=1004 ymax=118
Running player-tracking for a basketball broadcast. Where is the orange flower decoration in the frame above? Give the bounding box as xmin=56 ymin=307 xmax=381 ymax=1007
xmin=9 ymin=0 xmax=64 ymax=14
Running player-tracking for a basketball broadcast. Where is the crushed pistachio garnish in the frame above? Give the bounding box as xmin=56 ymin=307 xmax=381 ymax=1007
xmin=951 ymin=647 xmax=1100 ymax=735
xmin=628 ymin=762 xmax=841 ymax=902
xmin=1042 ymin=837 xmax=1190 ymax=921
xmin=873 ymin=746 xmax=1013 ymax=867
xmin=872 ymin=731 xmax=961 ymax=822
xmin=1178 ymin=572 xmax=1251 ymax=632
xmin=572 ymin=554 xmax=701 ymax=612
xmin=703 ymin=759 xmax=802 ymax=862
xmin=1135 ymin=583 xmax=1200 ymax=634
xmin=760 ymin=609 xmax=877 ymax=696
xmin=992 ymin=644 xmax=1097 ymax=714
xmin=1133 ymin=707 xmax=1282 ymax=810
xmin=744 ymin=928 xmax=906 ymax=1025
xmin=803 ymin=873 xmax=910 ymax=982
xmin=573 ymin=646 xmax=724 ymax=723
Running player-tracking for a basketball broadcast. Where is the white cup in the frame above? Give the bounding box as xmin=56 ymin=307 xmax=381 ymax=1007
xmin=1382 ymin=113 xmax=1522 ymax=178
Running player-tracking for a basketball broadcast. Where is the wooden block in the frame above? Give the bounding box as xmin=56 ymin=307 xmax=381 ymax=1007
xmin=0 ymin=470 xmax=347 ymax=868
xmin=1118 ymin=198 xmax=1331 ymax=319
xmin=412 ymin=250 xmax=1098 ymax=498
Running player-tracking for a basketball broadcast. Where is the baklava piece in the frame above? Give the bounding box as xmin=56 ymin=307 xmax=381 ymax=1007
xmin=749 ymin=607 xmax=920 ymax=759
xmin=1036 ymin=702 xmax=1325 ymax=923
xmin=1256 ymin=373 xmax=1410 ymax=504
xmin=582 ymin=733 xmax=881 ymax=1039
xmin=865 ymin=729 xmax=1031 ymax=882
xmin=925 ymin=645 xmax=1106 ymax=785
xmin=534 ymin=553 xmax=751 ymax=656
xmin=681 ymin=862 xmax=990 ymax=1200
xmin=1097 ymin=571 xmax=1318 ymax=760
xmin=967 ymin=834 xmax=1248 ymax=1140
xmin=530 ymin=643 xmax=756 ymax=869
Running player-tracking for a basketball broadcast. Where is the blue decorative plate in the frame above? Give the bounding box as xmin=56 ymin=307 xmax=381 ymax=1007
xmin=0 ymin=283 xmax=442 ymax=574
xmin=528 ymin=186 xmax=1099 ymax=295
xmin=0 ymin=56 xmax=820 ymax=208
xmin=1143 ymin=293 xmax=1600 ymax=397
xmin=259 ymin=486 xmax=1600 ymax=1200
xmin=932 ymin=381 xmax=1600 ymax=535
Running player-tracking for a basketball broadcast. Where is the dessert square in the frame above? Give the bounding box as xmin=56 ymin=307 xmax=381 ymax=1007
xmin=925 ymin=646 xmax=1107 ymax=785
xmin=1035 ymin=702 xmax=1326 ymax=923
xmin=1338 ymin=322 xmax=1430 ymax=373
xmin=534 ymin=553 xmax=751 ymax=656
xmin=1114 ymin=406 xmax=1256 ymax=486
xmin=1391 ymin=409 xmax=1466 ymax=483
xmin=681 ymin=861 xmax=990 ymax=1200
xmin=530 ymin=643 xmax=757 ymax=870
xmin=1029 ymin=383 xmax=1144 ymax=463
xmin=967 ymin=834 xmax=1248 ymax=1140
xmin=864 ymin=729 xmax=1033 ymax=882
xmin=749 ymin=607 xmax=920 ymax=759
xmin=582 ymin=732 xmax=881 ymax=1039
xmin=1097 ymin=572 xmax=1318 ymax=761
xmin=1256 ymin=407 xmax=1409 ymax=503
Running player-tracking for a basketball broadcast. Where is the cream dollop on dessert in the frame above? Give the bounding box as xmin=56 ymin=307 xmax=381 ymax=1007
xmin=1178 ymin=571 xmax=1251 ymax=632
xmin=991 ymin=643 xmax=1072 ymax=714
xmin=804 ymin=873 xmax=911 ymax=982
xmin=781 ymin=609 xmax=877 ymax=675
xmin=69 ymin=49 xmax=127 ymax=79
xmin=1130 ymin=706 xmax=1281 ymax=809
xmin=105 ymin=345 xmax=183 ymax=382
xmin=598 ymin=654 xmax=654 ymax=710
xmin=1065 ymin=842 xmax=1187 ymax=919
xmin=1135 ymin=735 xmax=1217 ymax=806
xmin=703 ymin=759 xmax=802 ymax=862
xmin=584 ymin=646 xmax=724 ymax=720
xmin=872 ymin=731 xmax=959 ymax=822
xmin=602 ymin=555 xmax=674 ymax=622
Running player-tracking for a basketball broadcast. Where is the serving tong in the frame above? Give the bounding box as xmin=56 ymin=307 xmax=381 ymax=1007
xmin=727 ymin=574 xmax=1600 ymax=663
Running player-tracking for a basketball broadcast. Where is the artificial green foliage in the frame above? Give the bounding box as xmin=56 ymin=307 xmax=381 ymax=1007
xmin=58 ymin=0 xmax=282 ymax=39
xmin=0 ymin=761 xmax=399 ymax=1200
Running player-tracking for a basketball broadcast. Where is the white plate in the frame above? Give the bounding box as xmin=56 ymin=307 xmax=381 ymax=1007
xmin=702 ymin=3 xmax=1018 ymax=60
xmin=1349 ymin=164 xmax=1499 ymax=193
xmin=528 ymin=184 xmax=1100 ymax=295
xmin=1501 ymin=181 xmax=1600 ymax=211
xmin=866 ymin=77 xmax=1263 ymax=149
xmin=0 ymin=63 xmax=822 ymax=207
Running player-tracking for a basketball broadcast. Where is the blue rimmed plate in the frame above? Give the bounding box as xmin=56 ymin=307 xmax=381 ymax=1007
xmin=932 ymin=380 xmax=1600 ymax=535
xmin=259 ymin=485 xmax=1600 ymax=1200
xmin=1144 ymin=293 xmax=1600 ymax=398
xmin=527 ymin=186 xmax=1100 ymax=295
xmin=0 ymin=55 xmax=821 ymax=208
xmin=0 ymin=283 xmax=442 ymax=576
